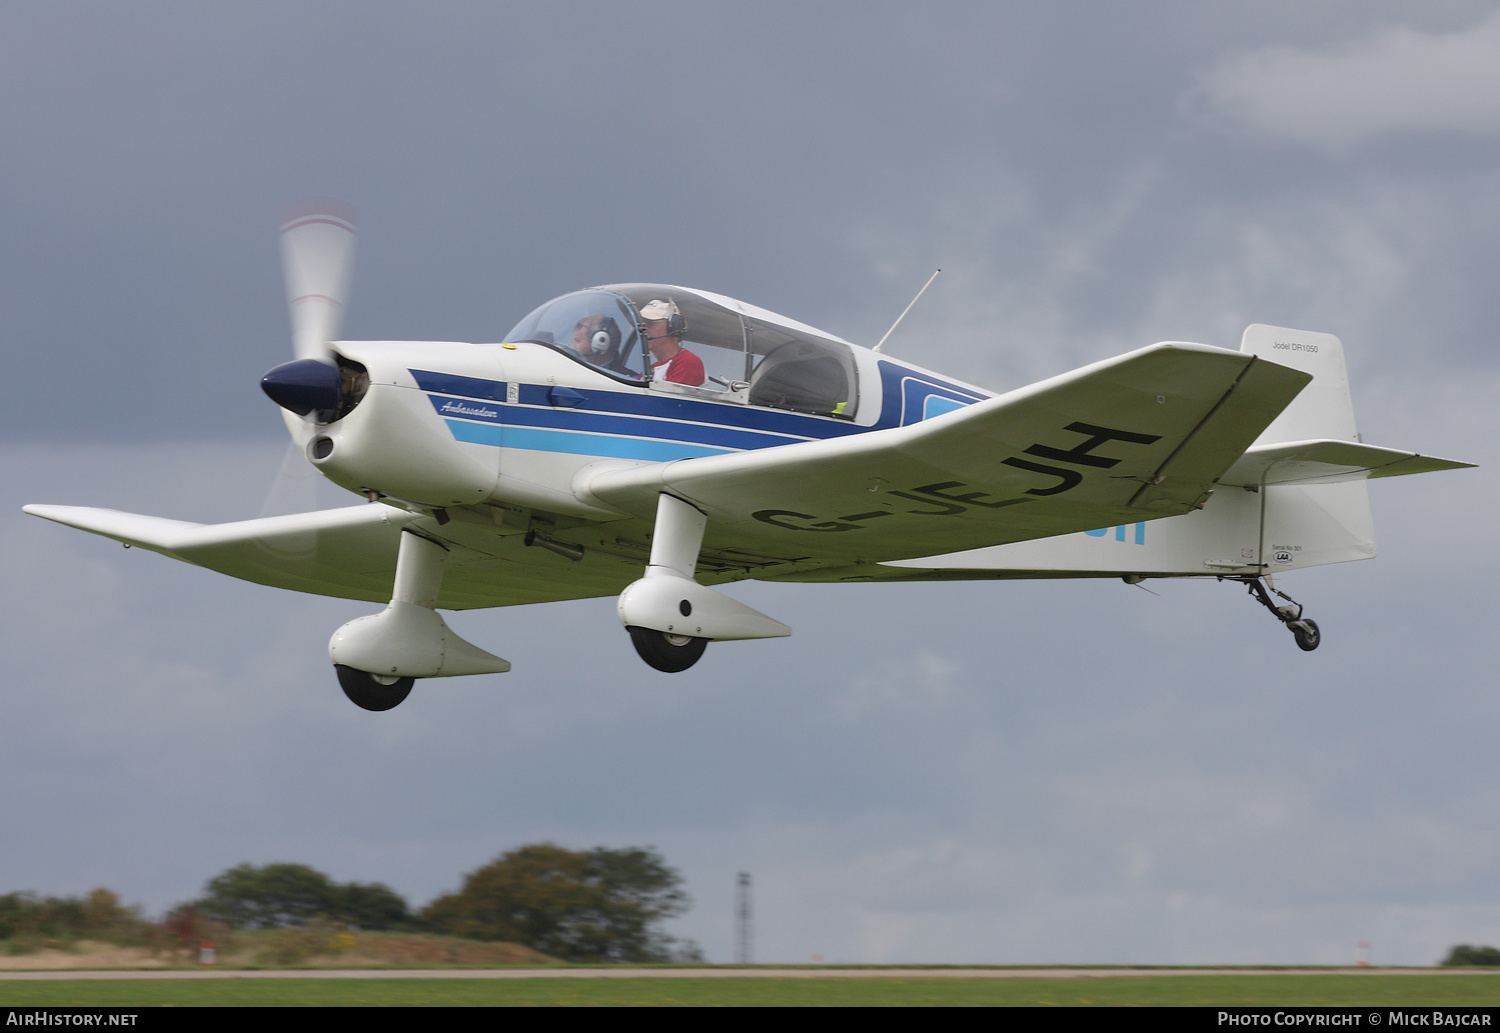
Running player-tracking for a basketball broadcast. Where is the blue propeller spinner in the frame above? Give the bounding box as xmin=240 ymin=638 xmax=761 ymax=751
xmin=261 ymin=358 xmax=342 ymax=419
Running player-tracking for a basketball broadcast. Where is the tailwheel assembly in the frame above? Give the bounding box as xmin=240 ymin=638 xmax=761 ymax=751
xmin=1223 ymin=575 xmax=1322 ymax=652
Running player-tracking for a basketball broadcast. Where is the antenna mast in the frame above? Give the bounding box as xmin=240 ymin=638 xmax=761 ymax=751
xmin=873 ymin=268 xmax=941 ymax=353
xmin=736 ymin=872 xmax=753 ymax=965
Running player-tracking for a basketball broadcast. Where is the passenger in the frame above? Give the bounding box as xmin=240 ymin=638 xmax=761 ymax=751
xmin=638 ymin=298 xmax=705 ymax=386
xmin=571 ymin=314 xmax=631 ymax=375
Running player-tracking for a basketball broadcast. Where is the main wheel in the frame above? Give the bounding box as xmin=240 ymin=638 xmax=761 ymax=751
xmin=1288 ymin=619 xmax=1321 ymax=652
xmin=336 ymin=664 xmax=415 ymax=711
xmin=627 ymin=626 xmax=708 ymax=673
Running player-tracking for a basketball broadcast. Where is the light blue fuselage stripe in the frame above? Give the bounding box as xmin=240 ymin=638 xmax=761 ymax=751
xmin=923 ymin=395 xmax=966 ymax=419
xmin=444 ymin=420 xmax=731 ymax=461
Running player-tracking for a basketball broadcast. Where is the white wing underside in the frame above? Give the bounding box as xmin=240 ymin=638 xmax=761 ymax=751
xmin=21 ymin=501 xmax=660 ymax=610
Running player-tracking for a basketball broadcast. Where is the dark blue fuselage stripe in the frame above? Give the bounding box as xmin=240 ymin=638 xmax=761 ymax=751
xmin=410 ymin=361 xmax=993 ymax=450
xmin=873 ymin=360 xmax=988 ymax=430
xmin=411 ymin=370 xmax=507 ymax=403
xmin=427 ymin=394 xmax=802 ymax=451
xmin=502 ymin=405 xmax=801 ymax=449
xmin=410 ymin=368 xmax=863 ymax=440
xmin=521 ymin=385 xmax=863 ymax=437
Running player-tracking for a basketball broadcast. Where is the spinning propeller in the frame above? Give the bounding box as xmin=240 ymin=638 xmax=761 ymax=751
xmin=258 ymin=199 xmax=358 ymax=517
xmin=260 ymin=198 xmax=358 ymax=420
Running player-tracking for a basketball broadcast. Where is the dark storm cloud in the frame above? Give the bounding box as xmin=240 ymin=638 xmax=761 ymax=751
xmin=5 ymin=0 xmax=1496 ymax=438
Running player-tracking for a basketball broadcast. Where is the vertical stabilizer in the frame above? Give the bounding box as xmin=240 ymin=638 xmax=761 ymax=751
xmin=1241 ymin=324 xmax=1357 ymax=444
xmin=1242 ymin=324 xmax=1373 ymax=570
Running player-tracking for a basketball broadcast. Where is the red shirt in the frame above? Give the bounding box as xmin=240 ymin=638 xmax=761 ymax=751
xmin=653 ymin=347 xmax=705 ymax=386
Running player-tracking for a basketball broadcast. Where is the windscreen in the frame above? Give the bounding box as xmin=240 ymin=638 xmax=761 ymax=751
xmin=504 ymin=289 xmax=647 ymax=381
xmin=508 ymin=285 xmax=859 ymax=418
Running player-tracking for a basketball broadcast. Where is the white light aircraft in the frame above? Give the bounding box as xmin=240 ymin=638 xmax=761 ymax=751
xmin=24 ymin=202 xmax=1473 ymax=710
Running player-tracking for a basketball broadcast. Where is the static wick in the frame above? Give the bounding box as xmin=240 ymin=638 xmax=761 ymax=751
xmin=873 ymin=268 xmax=941 ymax=354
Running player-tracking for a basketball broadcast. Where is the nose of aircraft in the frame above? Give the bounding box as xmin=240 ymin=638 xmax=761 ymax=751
xmin=261 ymin=358 xmax=342 ymax=417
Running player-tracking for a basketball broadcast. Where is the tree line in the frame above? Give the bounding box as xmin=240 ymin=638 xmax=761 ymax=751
xmin=1 ymin=843 xmax=700 ymax=963
xmin=15 ymin=858 xmax=1496 ymax=967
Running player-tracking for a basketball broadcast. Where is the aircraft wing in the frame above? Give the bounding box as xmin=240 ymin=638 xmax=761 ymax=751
xmin=582 ymin=342 xmax=1313 ymax=565
xmin=24 ymin=503 xmax=419 ymax=603
xmin=22 ymin=502 xmax=648 ymax=609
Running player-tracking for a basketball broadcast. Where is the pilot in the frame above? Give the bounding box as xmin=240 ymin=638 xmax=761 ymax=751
xmin=638 ymin=298 xmax=705 ymax=387
xmin=571 ymin=314 xmax=631 ymax=375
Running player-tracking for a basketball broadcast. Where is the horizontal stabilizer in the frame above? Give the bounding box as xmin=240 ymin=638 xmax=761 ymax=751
xmin=1220 ymin=439 xmax=1474 ymax=486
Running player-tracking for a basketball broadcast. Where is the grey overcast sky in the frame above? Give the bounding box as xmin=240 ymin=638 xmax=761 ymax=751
xmin=2 ymin=1 xmax=1497 ymax=964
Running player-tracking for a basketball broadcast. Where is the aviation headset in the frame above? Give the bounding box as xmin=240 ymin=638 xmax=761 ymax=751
xmin=588 ymin=316 xmax=621 ymax=355
xmin=639 ymin=298 xmax=687 ymax=339
xmin=575 ymin=315 xmax=621 ymax=355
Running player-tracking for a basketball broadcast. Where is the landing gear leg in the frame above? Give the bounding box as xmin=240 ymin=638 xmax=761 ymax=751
xmin=1223 ymin=575 xmax=1321 ymax=652
xmin=625 ymin=494 xmax=710 ymax=673
xmin=617 ymin=494 xmax=790 ymax=672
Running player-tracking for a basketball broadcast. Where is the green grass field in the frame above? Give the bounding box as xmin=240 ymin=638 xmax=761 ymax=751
xmin=3 ymin=973 xmax=1499 ymax=1007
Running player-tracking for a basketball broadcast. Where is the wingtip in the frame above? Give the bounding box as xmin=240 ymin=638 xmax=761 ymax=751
xmin=23 ymin=503 xmax=70 ymax=520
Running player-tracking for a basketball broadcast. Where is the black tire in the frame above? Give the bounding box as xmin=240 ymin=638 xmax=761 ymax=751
xmin=1289 ymin=619 xmax=1321 ymax=652
xmin=336 ymin=664 xmax=415 ymax=711
xmin=627 ymin=626 xmax=708 ymax=673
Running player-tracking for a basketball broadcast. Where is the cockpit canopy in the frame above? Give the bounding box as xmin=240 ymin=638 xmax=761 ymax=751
xmin=503 ymin=284 xmax=860 ymax=419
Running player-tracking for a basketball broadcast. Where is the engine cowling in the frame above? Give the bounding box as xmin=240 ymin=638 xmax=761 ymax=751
xmin=292 ymin=342 xmax=501 ymax=508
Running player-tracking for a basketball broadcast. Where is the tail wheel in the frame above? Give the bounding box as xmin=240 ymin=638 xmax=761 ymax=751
xmin=336 ymin=664 xmax=415 ymax=711
xmin=1288 ymin=619 xmax=1321 ymax=652
xmin=627 ymin=626 xmax=708 ymax=673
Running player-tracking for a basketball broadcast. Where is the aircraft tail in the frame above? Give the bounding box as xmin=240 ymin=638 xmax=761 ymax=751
xmin=883 ymin=325 xmax=1470 ymax=579
xmin=1238 ymin=324 xmax=1373 ymax=572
